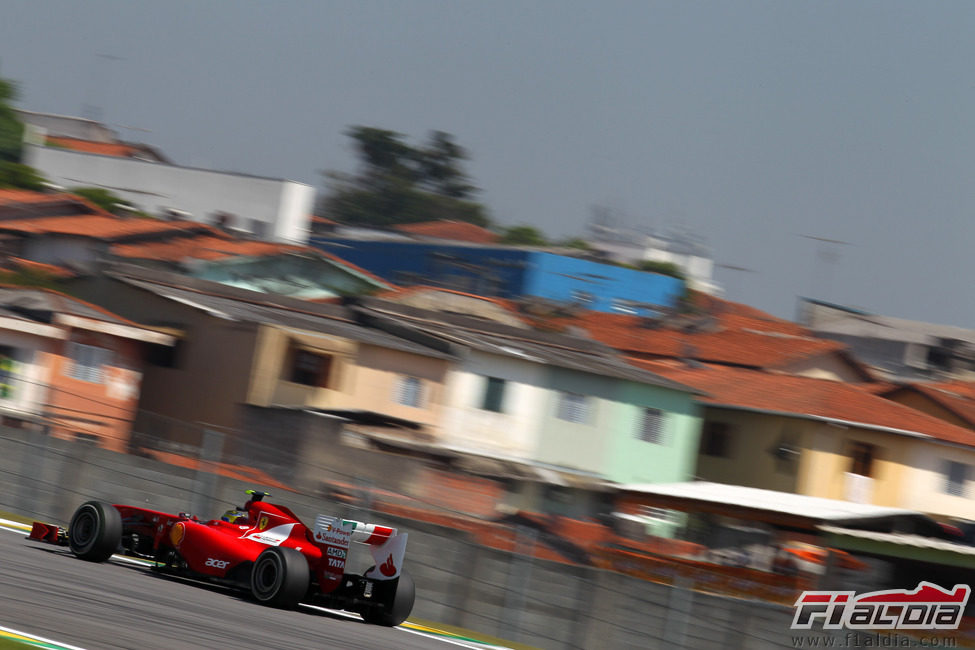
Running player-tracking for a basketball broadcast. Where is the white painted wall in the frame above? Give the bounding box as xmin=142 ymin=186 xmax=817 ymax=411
xmin=0 ymin=331 xmax=53 ymax=419
xmin=24 ymin=145 xmax=314 ymax=244
xmin=440 ymin=351 xmax=549 ymax=457
xmin=900 ymin=443 xmax=975 ymax=520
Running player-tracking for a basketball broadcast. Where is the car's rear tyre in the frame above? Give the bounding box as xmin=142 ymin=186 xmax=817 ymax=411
xmin=250 ymin=546 xmax=309 ymax=608
xmin=363 ymin=570 xmax=415 ymax=627
xmin=68 ymin=501 xmax=122 ymax=562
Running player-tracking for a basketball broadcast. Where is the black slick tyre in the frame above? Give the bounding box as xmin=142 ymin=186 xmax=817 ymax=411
xmin=250 ymin=546 xmax=309 ymax=609
xmin=363 ymin=570 xmax=415 ymax=627
xmin=68 ymin=501 xmax=122 ymax=562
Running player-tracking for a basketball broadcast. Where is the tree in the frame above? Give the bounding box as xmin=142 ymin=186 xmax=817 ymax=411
xmin=637 ymin=259 xmax=685 ymax=280
xmin=0 ymin=75 xmax=24 ymax=163
xmin=319 ymin=126 xmax=490 ymax=228
xmin=0 ymin=162 xmax=45 ymax=191
xmin=499 ymin=225 xmax=548 ymax=247
xmin=0 ymin=73 xmax=49 ymax=190
xmin=69 ymin=187 xmax=131 ymax=213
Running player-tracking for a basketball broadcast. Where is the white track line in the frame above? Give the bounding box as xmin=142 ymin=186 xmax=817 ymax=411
xmin=0 ymin=624 xmax=89 ymax=650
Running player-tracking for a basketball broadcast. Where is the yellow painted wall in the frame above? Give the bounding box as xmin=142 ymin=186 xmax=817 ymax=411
xmin=694 ymin=409 xmax=801 ymax=494
xmin=247 ymin=325 xmax=355 ymax=408
xmin=246 ymin=325 xmax=448 ymax=436
xmin=783 ymin=354 xmax=866 ymax=383
xmin=696 ymin=407 xmax=910 ymax=508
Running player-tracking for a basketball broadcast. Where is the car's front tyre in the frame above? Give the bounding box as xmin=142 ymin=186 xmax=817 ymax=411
xmin=68 ymin=501 xmax=122 ymax=562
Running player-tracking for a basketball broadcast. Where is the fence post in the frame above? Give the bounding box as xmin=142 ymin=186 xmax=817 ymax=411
xmin=444 ymin=536 xmax=479 ymax=629
xmin=499 ymin=525 xmax=536 ymax=642
xmin=14 ymin=425 xmax=49 ymax=519
xmin=662 ymin=574 xmax=694 ymax=648
xmin=190 ymin=427 xmax=224 ymax=516
xmin=582 ymin=568 xmax=623 ymax=650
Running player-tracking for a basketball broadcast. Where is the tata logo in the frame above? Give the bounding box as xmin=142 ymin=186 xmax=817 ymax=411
xmin=205 ymin=558 xmax=230 ymax=569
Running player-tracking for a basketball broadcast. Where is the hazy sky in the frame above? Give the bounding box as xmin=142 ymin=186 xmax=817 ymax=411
xmin=3 ymin=1 xmax=975 ymax=326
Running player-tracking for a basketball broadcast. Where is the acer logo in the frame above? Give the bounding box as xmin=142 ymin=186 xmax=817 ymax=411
xmin=205 ymin=558 xmax=229 ymax=569
xmin=328 ymin=558 xmax=344 ymax=568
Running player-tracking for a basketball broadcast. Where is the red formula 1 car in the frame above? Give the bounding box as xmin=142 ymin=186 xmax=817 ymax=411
xmin=27 ymin=490 xmax=415 ymax=626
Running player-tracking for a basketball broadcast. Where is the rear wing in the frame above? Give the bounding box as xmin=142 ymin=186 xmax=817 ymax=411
xmin=314 ymin=515 xmax=408 ymax=581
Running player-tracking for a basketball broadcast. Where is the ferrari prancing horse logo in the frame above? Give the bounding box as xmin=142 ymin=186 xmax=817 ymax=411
xmin=258 ymin=516 xmax=269 ymax=530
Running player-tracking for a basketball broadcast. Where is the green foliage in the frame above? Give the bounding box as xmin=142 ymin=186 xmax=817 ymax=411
xmin=637 ymin=259 xmax=685 ymax=280
xmin=320 ymin=126 xmax=490 ymax=228
xmin=69 ymin=186 xmax=132 ymax=213
xmin=498 ymin=225 xmax=548 ymax=246
xmin=0 ymin=75 xmax=24 ymax=163
xmin=0 ymin=266 xmax=64 ymax=291
xmin=559 ymin=237 xmax=592 ymax=250
xmin=0 ymin=161 xmax=46 ymax=190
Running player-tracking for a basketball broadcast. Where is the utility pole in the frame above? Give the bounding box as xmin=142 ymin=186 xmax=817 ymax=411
xmin=81 ymin=53 xmax=123 ymax=123
xmin=716 ymin=263 xmax=756 ymax=302
xmin=800 ymin=234 xmax=851 ymax=303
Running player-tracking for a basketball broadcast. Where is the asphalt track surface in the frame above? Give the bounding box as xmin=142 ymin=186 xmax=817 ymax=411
xmin=0 ymin=525 xmax=471 ymax=650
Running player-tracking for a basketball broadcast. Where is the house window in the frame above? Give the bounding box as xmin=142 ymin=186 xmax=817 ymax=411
xmin=701 ymin=422 xmax=732 ymax=458
xmin=639 ymin=408 xmax=664 ymax=444
xmin=944 ymin=461 xmax=969 ymax=497
xmin=66 ymin=343 xmax=111 ymax=383
xmin=847 ymin=441 xmax=876 ymax=477
xmin=288 ymin=349 xmax=333 ymax=387
xmin=146 ymin=341 xmax=181 ymax=369
xmin=396 ymin=376 xmax=423 ymax=408
xmin=557 ymin=392 xmax=589 ymax=424
xmin=481 ymin=377 xmax=506 ymax=412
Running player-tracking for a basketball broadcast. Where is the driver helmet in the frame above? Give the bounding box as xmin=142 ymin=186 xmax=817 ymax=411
xmin=221 ymin=509 xmax=249 ymax=524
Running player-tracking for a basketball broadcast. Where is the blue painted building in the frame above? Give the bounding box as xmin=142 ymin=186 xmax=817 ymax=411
xmin=312 ymin=239 xmax=684 ymax=314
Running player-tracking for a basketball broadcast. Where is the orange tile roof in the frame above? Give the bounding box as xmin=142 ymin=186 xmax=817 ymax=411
xmin=113 ymin=234 xmax=393 ymax=287
xmin=883 ymin=382 xmax=975 ymax=428
xmin=0 ymin=215 xmax=211 ymax=240
xmin=5 ymin=257 xmax=76 ymax=278
xmin=545 ymin=309 xmax=844 ymax=369
xmin=631 ymin=360 xmax=975 ymax=448
xmin=376 ymin=284 xmax=522 ymax=313
xmin=46 ymin=136 xmax=138 ymax=158
xmin=112 ymin=235 xmax=298 ymax=261
xmin=922 ymin=380 xmax=975 ymax=401
xmin=393 ymin=220 xmax=500 ymax=244
xmin=0 ymin=190 xmax=107 ymax=216
xmin=0 ymin=189 xmax=70 ymax=205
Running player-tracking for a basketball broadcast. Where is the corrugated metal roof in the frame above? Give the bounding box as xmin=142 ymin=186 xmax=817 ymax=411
xmin=358 ymin=301 xmax=701 ymax=393
xmin=115 ymin=276 xmax=457 ymax=360
xmin=616 ymin=481 xmax=919 ymax=522
xmin=819 ymin=525 xmax=975 ymax=556
xmin=0 ymin=287 xmax=135 ymax=327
